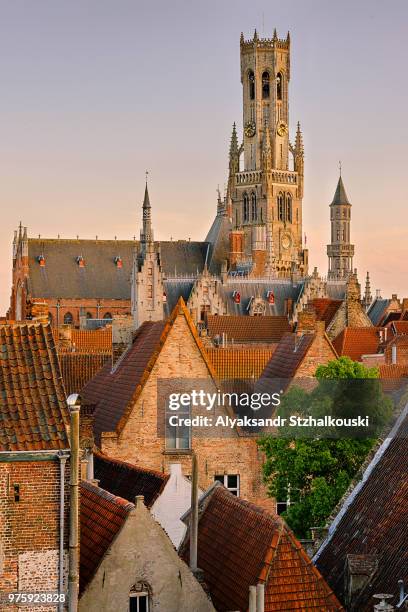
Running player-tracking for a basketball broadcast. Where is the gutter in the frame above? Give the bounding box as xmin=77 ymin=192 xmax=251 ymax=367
xmin=67 ymin=394 xmax=81 ymax=612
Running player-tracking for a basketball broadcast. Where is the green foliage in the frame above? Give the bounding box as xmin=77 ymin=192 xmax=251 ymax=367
xmin=258 ymin=356 xmax=393 ymax=539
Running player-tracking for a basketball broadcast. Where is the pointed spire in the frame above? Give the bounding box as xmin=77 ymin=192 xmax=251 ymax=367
xmin=295 ymin=121 xmax=304 ymax=154
xmin=253 ymin=28 xmax=258 ymax=42
xmin=273 ymin=28 xmax=278 ymax=41
xmin=229 ymin=122 xmax=239 ymax=158
xmin=364 ymin=271 xmax=372 ymax=307
xmin=240 ymin=32 xmax=244 ymax=45
xmin=286 ymin=31 xmax=290 ymax=43
xmin=331 ymin=175 xmax=351 ymax=206
xmin=140 ymin=176 xmax=154 ymax=246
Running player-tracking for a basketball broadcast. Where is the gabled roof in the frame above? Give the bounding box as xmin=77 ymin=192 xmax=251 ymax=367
xmin=82 ymin=298 xmax=217 ymax=444
xmin=80 ymin=480 xmax=133 ymax=593
xmin=390 ymin=320 xmax=408 ymax=335
xmin=310 ymin=298 xmax=342 ymax=328
xmin=333 ymin=327 xmax=383 ymax=362
xmin=206 ymin=315 xmax=291 ymax=343
xmin=259 ymin=332 xmax=315 ymax=380
xmin=331 ymin=176 xmax=351 ymax=206
xmin=0 ymin=323 xmax=69 ymax=451
xmin=205 ymin=212 xmax=232 ymax=275
xmin=218 ymin=279 xmax=303 ymax=316
xmin=180 ymin=484 xmax=342 ymax=611
xmin=94 ymin=451 xmax=169 ymax=508
xmin=367 ymin=298 xmax=391 ymax=326
xmin=27 ymin=238 xmax=209 ymax=300
xmin=315 ymin=407 xmax=408 ymax=610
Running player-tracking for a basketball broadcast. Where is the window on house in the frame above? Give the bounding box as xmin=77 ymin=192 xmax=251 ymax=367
xmin=251 ymin=193 xmax=257 ymax=221
xmin=64 ymin=312 xmax=73 ymax=325
xmin=166 ymin=402 xmax=191 ymax=450
xmin=248 ymin=70 xmax=255 ymax=100
xmin=129 ymin=585 xmax=150 ymax=612
xmin=214 ymin=474 xmax=240 ymax=496
xmin=262 ymin=71 xmax=270 ymax=98
xmin=276 ymin=72 xmax=283 ymax=100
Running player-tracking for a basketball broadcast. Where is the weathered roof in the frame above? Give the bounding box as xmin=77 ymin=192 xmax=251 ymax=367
xmin=207 ymin=347 xmax=275 ymax=380
xmin=80 ymin=480 xmax=133 ymax=593
xmin=367 ymin=298 xmax=391 ymax=325
xmin=58 ymin=352 xmax=111 ymax=396
xmin=310 ymin=298 xmax=342 ymax=328
xmin=94 ymin=451 xmax=169 ymax=508
xmin=333 ymin=327 xmax=383 ymax=362
xmin=259 ymin=332 xmax=315 ymax=380
xmin=27 ymin=238 xmax=209 ymax=300
xmin=0 ymin=323 xmax=69 ymax=451
xmin=206 ymin=315 xmax=291 ymax=343
xmin=180 ymin=484 xmax=342 ymax=611
xmin=54 ymin=328 xmax=112 ymax=353
xmin=82 ymin=298 xmax=217 ymax=444
xmin=325 ymin=280 xmax=347 ymax=301
xmin=205 ymin=212 xmax=231 ymax=274
xmin=390 ymin=320 xmax=408 ymax=335
xmin=315 ymin=408 xmax=408 ymax=610
xmin=331 ymin=176 xmax=351 ymax=206
xmin=164 ymin=279 xmax=194 ymax=314
xmin=219 ymin=279 xmax=303 ymax=316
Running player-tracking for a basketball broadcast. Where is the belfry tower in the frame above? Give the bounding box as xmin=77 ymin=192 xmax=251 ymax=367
xmin=327 ymin=174 xmax=354 ymax=280
xmin=228 ymin=29 xmax=308 ymax=278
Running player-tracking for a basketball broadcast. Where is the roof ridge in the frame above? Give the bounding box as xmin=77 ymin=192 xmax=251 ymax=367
xmin=81 ymin=479 xmax=134 ymax=511
xmin=94 ymin=450 xmax=169 ymax=482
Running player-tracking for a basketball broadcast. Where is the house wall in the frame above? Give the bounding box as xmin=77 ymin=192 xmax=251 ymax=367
xmin=79 ymin=497 xmax=215 ymax=612
xmin=0 ymin=459 xmax=69 ymax=611
xmin=101 ymin=312 xmax=270 ymax=506
xmin=296 ymin=324 xmax=338 ymax=377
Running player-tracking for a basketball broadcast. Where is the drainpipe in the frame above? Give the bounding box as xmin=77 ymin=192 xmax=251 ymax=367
xmin=67 ymin=394 xmax=81 ymax=612
xmin=58 ymin=452 xmax=68 ymax=612
xmin=189 ymin=452 xmax=199 ymax=573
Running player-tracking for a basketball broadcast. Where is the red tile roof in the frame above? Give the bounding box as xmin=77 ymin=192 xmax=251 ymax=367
xmin=207 ymin=347 xmax=275 ymax=380
xmin=310 ymin=298 xmax=342 ymax=327
xmin=333 ymin=327 xmax=383 ymax=362
xmin=181 ymin=485 xmax=342 ymax=611
xmin=80 ymin=480 xmax=133 ymax=593
xmin=82 ymin=298 xmax=217 ymax=444
xmin=58 ymin=352 xmax=111 ymax=395
xmin=94 ymin=451 xmax=169 ymax=508
xmin=54 ymin=328 xmax=113 ymax=354
xmin=315 ymin=412 xmax=408 ymax=610
xmin=0 ymin=323 xmax=69 ymax=451
xmin=206 ymin=315 xmax=291 ymax=343
xmin=390 ymin=320 xmax=408 ymax=335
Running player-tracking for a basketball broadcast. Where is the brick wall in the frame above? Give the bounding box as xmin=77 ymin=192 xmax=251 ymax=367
xmin=296 ymin=323 xmax=337 ymax=377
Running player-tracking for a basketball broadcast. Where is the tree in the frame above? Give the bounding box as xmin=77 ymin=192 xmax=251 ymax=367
xmin=258 ymin=357 xmax=393 ymax=539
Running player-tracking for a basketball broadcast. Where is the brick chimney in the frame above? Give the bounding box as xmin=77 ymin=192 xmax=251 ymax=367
xmin=296 ymin=308 xmax=317 ymax=334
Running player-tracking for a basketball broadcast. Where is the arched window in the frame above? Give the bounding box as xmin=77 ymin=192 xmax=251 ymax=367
xmin=251 ymin=193 xmax=257 ymax=221
xmin=277 ymin=72 xmax=283 ymax=100
xmin=103 ymin=312 xmax=112 ymax=320
xmin=243 ymin=193 xmax=249 ymax=222
xmin=248 ymin=71 xmax=255 ymax=100
xmin=86 ymin=312 xmax=93 ymax=320
xmin=262 ymin=71 xmax=270 ymax=99
xmin=129 ymin=582 xmax=151 ymax=612
xmin=278 ymin=193 xmax=285 ymax=221
xmin=286 ymin=193 xmax=292 ymax=223
xmin=64 ymin=312 xmax=73 ymax=325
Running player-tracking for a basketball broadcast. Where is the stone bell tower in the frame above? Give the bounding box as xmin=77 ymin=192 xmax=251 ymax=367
xmin=327 ymin=173 xmax=354 ymax=280
xmin=228 ymin=29 xmax=308 ymax=278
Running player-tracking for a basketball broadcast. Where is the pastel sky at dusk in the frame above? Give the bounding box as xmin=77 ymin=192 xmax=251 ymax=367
xmin=0 ymin=0 xmax=407 ymax=314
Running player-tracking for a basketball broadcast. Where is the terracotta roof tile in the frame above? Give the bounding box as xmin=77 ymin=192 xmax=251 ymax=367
xmin=310 ymin=298 xmax=342 ymax=327
xmin=206 ymin=315 xmax=291 ymax=343
xmin=333 ymin=327 xmax=383 ymax=362
xmin=0 ymin=323 xmax=69 ymax=451
xmin=390 ymin=320 xmax=408 ymax=335
xmin=181 ymin=485 xmax=342 ymax=611
xmin=58 ymin=352 xmax=111 ymax=395
xmin=94 ymin=451 xmax=169 ymax=508
xmin=80 ymin=480 xmax=133 ymax=593
xmin=207 ymin=347 xmax=275 ymax=380
xmin=315 ymin=412 xmax=408 ymax=610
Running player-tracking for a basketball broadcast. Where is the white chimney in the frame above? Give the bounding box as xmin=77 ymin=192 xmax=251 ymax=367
xmin=256 ymin=583 xmax=265 ymax=612
xmin=392 ymin=344 xmax=397 ymax=364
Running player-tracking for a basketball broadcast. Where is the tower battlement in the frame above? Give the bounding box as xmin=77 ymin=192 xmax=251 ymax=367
xmin=240 ymin=29 xmax=290 ymax=51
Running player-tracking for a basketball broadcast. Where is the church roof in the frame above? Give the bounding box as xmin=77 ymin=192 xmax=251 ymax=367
xmin=219 ymin=279 xmax=304 ymax=316
xmin=331 ymin=176 xmax=351 ymax=206
xmin=205 ymin=212 xmax=231 ymax=274
xmin=27 ymin=238 xmax=209 ymax=300
xmin=206 ymin=315 xmax=291 ymax=343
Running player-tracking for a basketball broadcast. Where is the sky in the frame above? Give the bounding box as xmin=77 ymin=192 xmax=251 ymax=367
xmin=0 ymin=0 xmax=407 ymax=314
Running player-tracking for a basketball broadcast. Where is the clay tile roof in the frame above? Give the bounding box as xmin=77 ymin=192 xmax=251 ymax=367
xmin=333 ymin=327 xmax=383 ymax=362
xmin=68 ymin=329 xmax=112 ymax=353
xmin=310 ymin=298 xmax=342 ymax=327
xmin=82 ymin=298 xmax=216 ymax=444
xmin=0 ymin=323 xmax=69 ymax=451
xmin=94 ymin=451 xmax=169 ymax=508
xmin=181 ymin=485 xmax=342 ymax=611
xmin=80 ymin=480 xmax=133 ymax=593
xmin=206 ymin=315 xmax=291 ymax=343
xmin=207 ymin=347 xmax=275 ymax=380
xmin=58 ymin=352 xmax=111 ymax=396
xmin=390 ymin=320 xmax=408 ymax=335
xmin=315 ymin=410 xmax=408 ymax=610
xmin=259 ymin=332 xmax=315 ymax=381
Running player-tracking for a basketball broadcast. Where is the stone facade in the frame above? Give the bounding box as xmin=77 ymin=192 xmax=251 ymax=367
xmin=100 ymin=309 xmax=270 ymax=507
xmin=326 ymin=274 xmax=372 ymax=341
xmin=327 ymin=176 xmax=355 ymax=280
xmin=79 ymin=495 xmax=214 ymax=612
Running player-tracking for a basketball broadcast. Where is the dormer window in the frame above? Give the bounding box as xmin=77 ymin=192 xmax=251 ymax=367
xmin=37 ymin=255 xmax=45 ymax=267
xmin=233 ymin=291 xmax=241 ymax=304
xmin=76 ymin=256 xmax=85 ymax=268
xmin=114 ymin=256 xmax=123 ymax=268
xmin=267 ymin=291 xmax=275 ymax=304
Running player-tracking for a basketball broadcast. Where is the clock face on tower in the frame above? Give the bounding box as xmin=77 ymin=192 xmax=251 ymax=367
xmin=281 ymin=233 xmax=292 ymax=250
xmin=244 ymin=121 xmax=256 ymax=138
xmin=277 ymin=121 xmax=288 ymax=137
